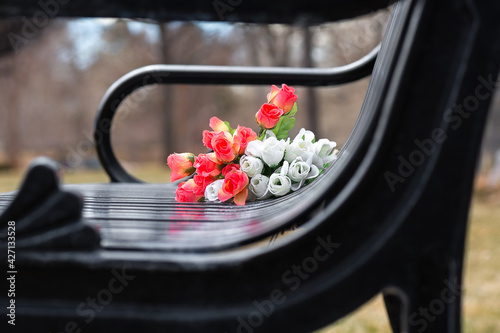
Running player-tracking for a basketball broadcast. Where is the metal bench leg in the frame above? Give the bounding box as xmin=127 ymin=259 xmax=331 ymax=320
xmin=384 ymin=249 xmax=463 ymax=333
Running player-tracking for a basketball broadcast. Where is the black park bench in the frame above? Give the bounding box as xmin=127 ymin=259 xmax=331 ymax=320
xmin=1 ymin=0 xmax=500 ymax=332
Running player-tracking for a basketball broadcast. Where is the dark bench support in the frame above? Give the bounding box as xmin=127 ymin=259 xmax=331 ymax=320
xmin=1 ymin=0 xmax=500 ymax=332
xmin=0 ymin=0 xmax=395 ymax=25
xmin=0 ymin=158 xmax=99 ymax=250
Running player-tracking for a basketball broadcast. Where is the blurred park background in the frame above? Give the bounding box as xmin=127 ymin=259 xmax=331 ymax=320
xmin=0 ymin=7 xmax=499 ymax=332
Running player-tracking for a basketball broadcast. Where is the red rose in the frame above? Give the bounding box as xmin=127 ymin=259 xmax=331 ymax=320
xmin=218 ymin=170 xmax=249 ymax=206
xmin=222 ymin=163 xmax=240 ymax=177
xmin=267 ymin=84 xmax=297 ymax=114
xmin=194 ymin=153 xmax=223 ymax=178
xmin=211 ymin=131 xmax=238 ymax=163
xmin=176 ymin=179 xmax=203 ymax=202
xmin=167 ymin=153 xmax=195 ymax=182
xmin=232 ymin=125 xmax=257 ymax=155
xmin=256 ymin=103 xmax=284 ymax=129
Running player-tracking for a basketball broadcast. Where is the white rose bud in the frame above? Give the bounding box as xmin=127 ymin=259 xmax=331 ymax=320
xmin=287 ymin=157 xmax=320 ymax=191
xmin=240 ymin=155 xmax=264 ymax=178
xmin=249 ymin=174 xmax=271 ymax=199
xmin=268 ymin=173 xmax=292 ymax=197
xmin=313 ymin=139 xmax=337 ymax=168
xmin=284 ymin=128 xmax=315 ymax=164
xmin=245 ymin=140 xmax=265 ymax=158
xmin=288 ymin=157 xmax=311 ymax=182
xmin=293 ymin=128 xmax=315 ymax=143
xmin=261 ymin=137 xmax=287 ymax=167
xmin=285 ymin=140 xmax=314 ymax=163
xmin=204 ymin=179 xmax=224 ymax=201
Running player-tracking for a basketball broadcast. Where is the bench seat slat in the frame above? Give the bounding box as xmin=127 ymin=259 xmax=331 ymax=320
xmin=0 ymin=168 xmax=331 ymax=251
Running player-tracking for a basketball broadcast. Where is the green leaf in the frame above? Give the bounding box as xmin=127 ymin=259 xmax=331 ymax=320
xmin=262 ymin=162 xmax=275 ymax=177
xmin=224 ymin=121 xmax=235 ymax=135
xmin=284 ymin=118 xmax=296 ymax=130
xmin=258 ymin=127 xmax=266 ymax=141
xmin=271 ymin=117 xmax=284 ymax=137
xmin=275 ymin=118 xmax=295 ymax=140
xmin=270 ymin=103 xmax=298 ymax=140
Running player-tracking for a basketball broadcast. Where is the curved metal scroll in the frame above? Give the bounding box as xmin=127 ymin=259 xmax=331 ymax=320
xmin=94 ymin=45 xmax=380 ymax=183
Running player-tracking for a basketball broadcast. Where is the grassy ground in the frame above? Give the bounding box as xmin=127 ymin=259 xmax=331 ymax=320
xmin=462 ymin=197 xmax=500 ymax=332
xmin=0 ymin=163 xmax=170 ymax=192
xmin=0 ymin=166 xmax=498 ymax=332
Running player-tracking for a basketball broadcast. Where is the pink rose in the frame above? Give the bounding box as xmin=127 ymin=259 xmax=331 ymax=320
xmin=267 ymin=84 xmax=297 ymax=114
xmin=176 ymin=179 xmax=203 ymax=202
xmin=222 ymin=163 xmax=240 ymax=177
xmin=167 ymin=153 xmax=195 ymax=182
xmin=194 ymin=153 xmax=223 ymax=178
xmin=211 ymin=131 xmax=238 ymax=163
xmin=193 ymin=175 xmax=216 ymax=196
xmin=256 ymin=103 xmax=284 ymax=129
xmin=232 ymin=125 xmax=257 ymax=155
xmin=218 ymin=170 xmax=249 ymax=206
xmin=209 ymin=116 xmax=230 ymax=132
xmin=202 ymin=130 xmax=216 ymax=150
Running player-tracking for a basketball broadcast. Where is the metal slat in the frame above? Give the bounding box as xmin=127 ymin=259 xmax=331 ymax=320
xmin=60 ymin=179 xmax=320 ymax=250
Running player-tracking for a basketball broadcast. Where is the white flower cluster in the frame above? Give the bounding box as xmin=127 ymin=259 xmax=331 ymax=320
xmin=241 ymin=129 xmax=338 ymax=200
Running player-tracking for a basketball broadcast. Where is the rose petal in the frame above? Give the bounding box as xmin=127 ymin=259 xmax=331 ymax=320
xmin=209 ymin=116 xmax=230 ymax=132
xmin=233 ymin=188 xmax=248 ymax=206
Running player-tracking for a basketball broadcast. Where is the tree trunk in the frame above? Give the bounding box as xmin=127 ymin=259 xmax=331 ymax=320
xmin=303 ymin=26 xmax=319 ymax=136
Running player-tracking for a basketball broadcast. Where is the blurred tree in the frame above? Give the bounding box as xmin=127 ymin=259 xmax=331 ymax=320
xmin=0 ymin=19 xmax=46 ymax=168
xmin=303 ymin=26 xmax=319 ymax=135
xmin=0 ymin=20 xmax=24 ymax=56
xmin=158 ymin=22 xmax=174 ymax=156
xmin=484 ymin=93 xmax=500 ymax=153
xmin=0 ymin=10 xmax=404 ymax=173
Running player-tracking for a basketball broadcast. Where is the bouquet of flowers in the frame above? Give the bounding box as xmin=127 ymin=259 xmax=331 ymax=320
xmin=167 ymin=84 xmax=338 ymax=206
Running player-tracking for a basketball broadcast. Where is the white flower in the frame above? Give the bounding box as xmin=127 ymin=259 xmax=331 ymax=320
xmin=249 ymin=174 xmax=271 ymax=199
xmin=285 ymin=138 xmax=314 ymax=163
xmin=288 ymin=157 xmax=311 ymax=183
xmin=204 ymin=179 xmax=224 ymax=201
xmin=288 ymin=156 xmax=320 ymax=191
xmin=312 ymin=139 xmax=337 ymax=168
xmin=293 ymin=128 xmax=315 ymax=143
xmin=268 ymin=161 xmax=291 ymax=196
xmin=268 ymin=174 xmax=292 ymax=197
xmin=240 ymin=155 xmax=264 ymax=178
xmin=261 ymin=137 xmax=287 ymax=168
xmin=245 ymin=131 xmax=287 ymax=167
xmin=284 ymin=128 xmax=316 ymax=163
xmin=245 ymin=140 xmax=265 ymax=158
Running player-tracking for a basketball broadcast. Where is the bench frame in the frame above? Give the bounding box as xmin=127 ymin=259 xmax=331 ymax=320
xmin=1 ymin=0 xmax=500 ymax=332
